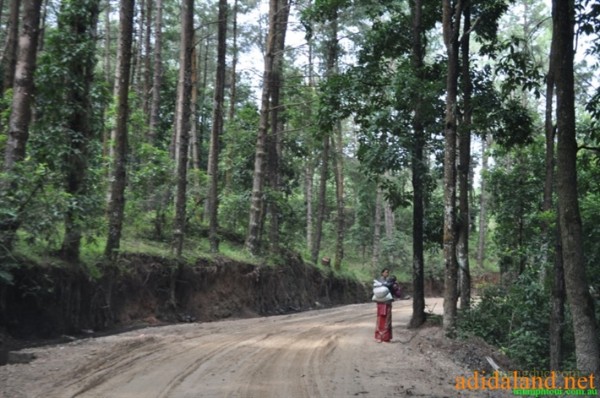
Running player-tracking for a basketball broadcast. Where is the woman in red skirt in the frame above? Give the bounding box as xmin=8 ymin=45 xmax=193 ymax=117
xmin=375 ymin=269 xmax=403 ymax=343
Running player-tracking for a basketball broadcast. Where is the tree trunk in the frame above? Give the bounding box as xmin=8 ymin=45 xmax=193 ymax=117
xmin=223 ymin=0 xmax=238 ymax=191
xmin=228 ymin=0 xmax=238 ymax=121
xmin=246 ymin=0 xmax=278 ymax=254
xmin=409 ymin=0 xmax=426 ymax=329
xmin=148 ymin=0 xmax=162 ymax=144
xmin=305 ymin=160 xmax=314 ymax=255
xmin=103 ymin=0 xmax=112 ymax=88
xmin=458 ymin=3 xmax=472 ymax=310
xmin=304 ymin=28 xmax=316 ymax=256
xmin=105 ymin=0 xmax=134 ymax=259
xmin=189 ymin=46 xmax=198 ymax=170
xmin=172 ymin=0 xmax=194 ymax=257
xmin=311 ymin=135 xmax=329 ymax=264
xmin=59 ymin=0 xmax=100 ymax=263
xmin=142 ymin=0 xmax=152 ymax=118
xmin=197 ymin=35 xmax=210 ymax=177
xmin=311 ymin=134 xmax=330 ymax=265
xmin=550 ymin=217 xmax=565 ymax=370
xmin=553 ymin=0 xmax=600 ymax=374
xmin=325 ymin=16 xmax=344 ymax=271
xmin=1 ymin=0 xmax=21 ymax=92
xmin=133 ymin=0 xmax=144 ymax=96
xmin=383 ymin=192 xmax=394 ymax=239
xmin=0 ymin=0 xmax=42 ymax=252
xmin=3 ymin=0 xmax=42 ymax=169
xmin=476 ymin=134 xmax=491 ymax=269
xmin=36 ymin=0 xmax=48 ymax=52
xmin=372 ymin=188 xmax=382 ymax=268
xmin=207 ymin=0 xmax=228 ymax=253
xmin=0 ymin=0 xmax=5 ymax=40
xmin=543 ymin=19 xmax=564 ymax=371
xmin=332 ymin=120 xmax=344 ymax=271
xmin=311 ymin=11 xmax=339 ymax=266
xmin=266 ymin=0 xmax=290 ymax=253
xmin=442 ymin=0 xmax=462 ymax=335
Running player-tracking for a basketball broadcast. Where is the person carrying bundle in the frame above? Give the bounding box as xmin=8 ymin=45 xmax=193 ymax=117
xmin=372 ymin=268 xmax=403 ymax=343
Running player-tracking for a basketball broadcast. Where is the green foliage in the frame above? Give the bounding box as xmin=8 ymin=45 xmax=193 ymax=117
xmin=486 ymin=139 xmax=546 ymax=274
xmin=458 ymin=267 xmax=552 ymax=369
xmin=489 ymin=99 xmax=536 ymax=148
xmin=471 ymin=0 xmax=511 ymax=43
xmin=1 ymin=161 xmax=69 ymax=248
xmin=578 ymin=149 xmax=600 ymax=293
xmin=494 ymin=37 xmax=545 ymax=98
xmin=0 ymin=88 xmax=13 ymax=150
xmin=127 ymin=144 xmax=175 ymax=240
xmin=470 ymin=66 xmax=537 ymax=148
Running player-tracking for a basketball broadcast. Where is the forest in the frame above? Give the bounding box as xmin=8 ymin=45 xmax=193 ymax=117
xmin=0 ymin=0 xmax=599 ymax=375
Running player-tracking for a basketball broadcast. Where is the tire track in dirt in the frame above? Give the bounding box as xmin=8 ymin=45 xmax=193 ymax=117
xmin=1 ymin=298 xmax=515 ymax=398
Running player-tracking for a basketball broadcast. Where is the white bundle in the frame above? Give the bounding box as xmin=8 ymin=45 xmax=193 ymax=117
xmin=372 ymin=280 xmax=393 ymax=302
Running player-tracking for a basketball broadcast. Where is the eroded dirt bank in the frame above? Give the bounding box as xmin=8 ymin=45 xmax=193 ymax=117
xmin=0 ymin=252 xmax=370 ymax=351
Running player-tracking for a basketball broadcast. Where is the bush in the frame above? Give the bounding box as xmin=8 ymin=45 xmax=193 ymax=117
xmin=457 ymin=267 xmax=551 ymax=369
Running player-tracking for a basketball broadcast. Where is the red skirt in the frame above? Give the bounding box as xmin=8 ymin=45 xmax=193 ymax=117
xmin=375 ymin=302 xmax=392 ymax=342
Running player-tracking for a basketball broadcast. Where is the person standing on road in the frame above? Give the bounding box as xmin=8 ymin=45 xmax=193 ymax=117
xmin=374 ymin=268 xmax=402 ymax=343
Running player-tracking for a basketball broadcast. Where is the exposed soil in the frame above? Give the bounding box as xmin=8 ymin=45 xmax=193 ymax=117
xmin=0 ymin=253 xmax=514 ymax=397
xmin=0 ymin=297 xmax=516 ymax=398
xmin=0 ymin=252 xmax=371 ymax=345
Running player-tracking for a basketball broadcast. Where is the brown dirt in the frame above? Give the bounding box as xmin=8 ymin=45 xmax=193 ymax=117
xmin=0 ymin=297 xmax=515 ymax=398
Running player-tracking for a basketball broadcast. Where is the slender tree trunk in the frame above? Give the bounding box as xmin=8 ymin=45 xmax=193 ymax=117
xmin=383 ymin=190 xmax=394 ymax=239
xmin=148 ymin=0 xmax=162 ymax=143
xmin=3 ymin=0 xmax=42 ymax=169
xmin=409 ymin=0 xmax=426 ymax=328
xmin=312 ymin=134 xmax=330 ymax=264
xmin=36 ymin=0 xmax=48 ymax=52
xmin=553 ymin=0 xmax=600 ymax=374
xmin=0 ymin=0 xmax=5 ymax=36
xmin=372 ymin=188 xmax=382 ymax=267
xmin=305 ymin=160 xmax=314 ymax=255
xmin=305 ymin=29 xmax=316 ymax=256
xmin=543 ymin=21 xmax=564 ymax=371
xmin=133 ymin=0 xmax=144 ymax=96
xmin=266 ymin=0 xmax=289 ymax=253
xmin=551 ymin=216 xmax=565 ymax=370
xmin=172 ymin=0 xmax=194 ymax=257
xmin=197 ymin=35 xmax=210 ymax=176
xmin=190 ymin=46 xmax=200 ymax=170
xmin=0 ymin=0 xmax=42 ymax=253
xmin=246 ymin=0 xmax=277 ymax=254
xmin=223 ymin=0 xmax=238 ymax=191
xmin=207 ymin=0 xmax=228 ymax=253
xmin=101 ymin=0 xmax=112 ymax=159
xmin=332 ymin=120 xmax=344 ymax=271
xmin=458 ymin=2 xmax=472 ymax=310
xmin=59 ymin=0 xmax=101 ymax=262
xmin=228 ymin=0 xmax=238 ymax=121
xmin=142 ymin=0 xmax=152 ymax=118
xmin=103 ymin=0 xmax=112 ymax=87
xmin=442 ymin=0 xmax=462 ymax=335
xmin=325 ymin=15 xmax=344 ymax=271
xmin=105 ymin=0 xmax=134 ymax=259
xmin=476 ymin=134 xmax=491 ymax=269
xmin=1 ymin=0 xmax=21 ymax=92
xmin=311 ymin=11 xmax=338 ymax=265
xmin=383 ymin=198 xmax=394 ymax=264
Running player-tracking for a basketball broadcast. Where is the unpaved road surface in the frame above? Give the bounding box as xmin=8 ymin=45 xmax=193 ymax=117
xmin=0 ymin=298 xmax=511 ymax=397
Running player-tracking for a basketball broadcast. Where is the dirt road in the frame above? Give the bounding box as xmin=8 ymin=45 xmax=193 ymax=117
xmin=0 ymin=298 xmax=511 ymax=397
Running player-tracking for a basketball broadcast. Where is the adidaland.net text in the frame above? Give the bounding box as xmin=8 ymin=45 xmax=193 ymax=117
xmin=455 ymin=370 xmax=596 ymax=392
